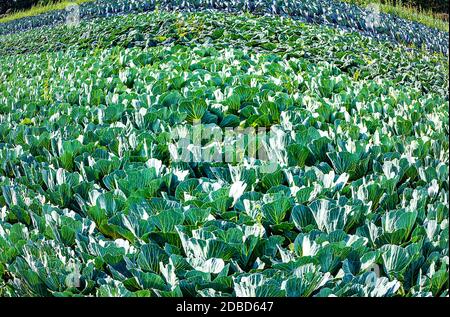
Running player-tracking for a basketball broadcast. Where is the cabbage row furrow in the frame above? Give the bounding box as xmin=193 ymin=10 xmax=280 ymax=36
xmin=0 ymin=0 xmax=448 ymax=54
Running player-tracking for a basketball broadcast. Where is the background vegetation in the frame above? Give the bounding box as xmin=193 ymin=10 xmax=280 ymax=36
xmin=0 ymin=1 xmax=81 ymax=14
xmin=1 ymin=0 xmax=449 ymax=32
xmin=0 ymin=0 xmax=93 ymax=23
xmin=1 ymin=0 xmax=449 ymax=15
xmin=341 ymin=0 xmax=449 ymax=31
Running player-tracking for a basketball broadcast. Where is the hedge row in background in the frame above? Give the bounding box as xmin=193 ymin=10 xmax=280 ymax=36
xmin=0 ymin=1 xmax=58 ymax=15
xmin=385 ymin=0 xmax=448 ymax=14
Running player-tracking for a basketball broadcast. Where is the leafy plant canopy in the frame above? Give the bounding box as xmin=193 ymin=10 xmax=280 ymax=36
xmin=0 ymin=0 xmax=448 ymax=298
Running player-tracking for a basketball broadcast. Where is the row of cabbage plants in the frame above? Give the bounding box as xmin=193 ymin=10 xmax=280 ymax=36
xmin=0 ymin=0 xmax=448 ymax=54
xmin=1 ymin=11 xmax=448 ymax=98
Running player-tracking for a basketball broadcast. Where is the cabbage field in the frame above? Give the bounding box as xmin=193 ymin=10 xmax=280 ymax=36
xmin=0 ymin=0 xmax=448 ymax=298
